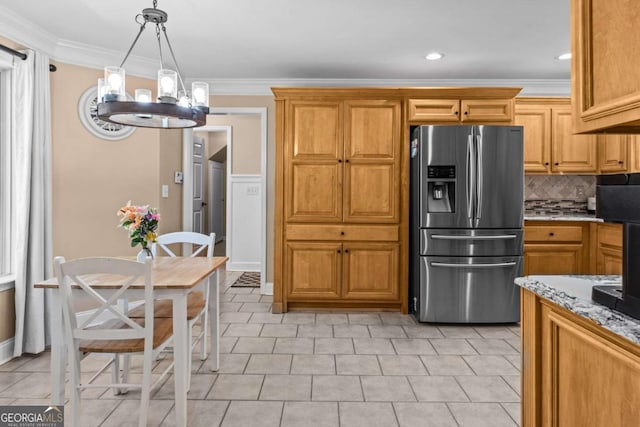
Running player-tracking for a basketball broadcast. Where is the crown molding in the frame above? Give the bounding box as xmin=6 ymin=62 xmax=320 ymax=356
xmin=0 ymin=4 xmax=57 ymax=54
xmin=185 ymin=78 xmax=571 ymax=97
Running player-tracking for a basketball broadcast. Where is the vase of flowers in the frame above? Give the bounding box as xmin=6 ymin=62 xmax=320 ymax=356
xmin=117 ymin=201 xmax=160 ymax=262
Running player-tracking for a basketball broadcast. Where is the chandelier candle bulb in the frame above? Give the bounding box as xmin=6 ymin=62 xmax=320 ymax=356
xmin=135 ymin=89 xmax=153 ymax=103
xmin=157 ymin=69 xmax=178 ymax=102
xmin=192 ymin=82 xmax=209 ymax=108
xmin=103 ymin=66 xmax=125 ymax=101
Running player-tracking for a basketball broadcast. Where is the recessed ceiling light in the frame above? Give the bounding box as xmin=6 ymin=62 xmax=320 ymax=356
xmin=556 ymin=53 xmax=572 ymax=60
xmin=425 ymin=52 xmax=444 ymax=61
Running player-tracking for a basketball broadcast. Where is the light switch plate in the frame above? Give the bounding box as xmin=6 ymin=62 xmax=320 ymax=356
xmin=161 ymin=185 xmax=169 ymax=198
xmin=174 ymin=171 xmax=183 ymax=184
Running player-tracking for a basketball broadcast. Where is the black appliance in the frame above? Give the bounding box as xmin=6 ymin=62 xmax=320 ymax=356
xmin=592 ymin=173 xmax=640 ymax=319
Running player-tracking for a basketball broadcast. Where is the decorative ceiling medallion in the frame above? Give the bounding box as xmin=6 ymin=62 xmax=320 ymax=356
xmin=77 ymin=86 xmax=135 ymax=141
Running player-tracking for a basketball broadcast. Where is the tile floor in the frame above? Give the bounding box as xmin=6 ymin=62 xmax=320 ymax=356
xmin=0 ymin=268 xmax=522 ymax=426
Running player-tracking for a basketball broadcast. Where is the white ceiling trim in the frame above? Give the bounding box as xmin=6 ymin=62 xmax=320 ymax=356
xmin=0 ymin=4 xmax=570 ymax=97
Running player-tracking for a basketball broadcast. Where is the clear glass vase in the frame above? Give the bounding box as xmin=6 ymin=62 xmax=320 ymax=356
xmin=136 ymin=247 xmax=153 ymax=262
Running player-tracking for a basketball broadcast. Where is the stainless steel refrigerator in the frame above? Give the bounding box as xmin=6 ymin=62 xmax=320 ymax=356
xmin=409 ymin=125 xmax=524 ymax=323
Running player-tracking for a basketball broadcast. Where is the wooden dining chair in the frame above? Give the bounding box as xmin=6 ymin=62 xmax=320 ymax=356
xmin=130 ymin=231 xmax=215 ymax=384
xmin=54 ymin=256 xmax=175 ymax=427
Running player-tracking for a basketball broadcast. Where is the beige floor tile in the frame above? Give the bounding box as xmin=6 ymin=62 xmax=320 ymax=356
xmin=402 ymin=325 xmax=444 ymax=338
xmin=100 ymin=399 xmax=173 ymax=427
xmin=505 ymin=354 xmax=521 ymax=371
xmin=502 ymin=402 xmax=521 ymax=425
xmin=281 ymin=402 xmax=339 ymax=427
xmin=282 ymin=313 xmax=316 ymax=325
xmin=232 ymin=337 xmax=275 ymax=354
xmin=347 ymin=313 xmax=382 ymax=325
xmin=408 ymin=376 xmax=468 ymax=402
xmin=244 ymin=354 xmax=292 ymax=374
xmin=220 ymin=401 xmax=283 ymax=427
xmin=220 ymin=302 xmax=243 ymax=313
xmin=368 ymin=325 xmax=408 ymax=338
xmin=378 ymin=355 xmax=427 ymax=375
xmin=467 ymin=339 xmax=519 ymax=355
xmin=333 ymin=325 xmax=370 ymax=338
xmin=463 ymin=355 xmax=520 ymax=376
xmin=160 ymin=401 xmax=229 ymax=427
xmin=379 ymin=313 xmax=416 ymax=326
xmin=361 ymin=376 xmax=416 ymax=401
xmin=505 ymin=337 xmax=522 ymax=353
xmin=224 ymin=287 xmax=253 ymax=294
xmin=152 ymin=373 xmax=216 ymax=400
xmin=223 ymin=323 xmax=263 ymax=337
xmin=231 ymin=294 xmax=261 ymax=303
xmin=63 ymin=399 xmax=122 ymax=427
xmin=297 ymin=325 xmax=333 ymax=338
xmin=314 ymin=338 xmax=354 ymax=355
xmin=474 ymin=326 xmax=519 ymax=339
xmin=391 ymin=338 xmax=437 ymax=355
xmin=260 ymin=324 xmax=298 ymax=337
xmin=429 ymin=339 xmax=478 ymax=355
xmin=315 ymin=313 xmax=349 ymax=325
xmin=0 ymin=372 xmax=29 ymax=393
xmin=438 ymin=326 xmax=482 ymax=339
xmin=218 ymin=336 xmax=238 ymax=354
xmin=238 ymin=302 xmax=272 ymax=313
xmin=212 ymin=353 xmax=250 ymax=374
xmin=448 ymin=402 xmax=517 ymax=427
xmin=353 ymin=338 xmax=396 ymax=355
xmin=0 ymin=357 xmax=31 ymax=372
xmin=274 ymin=338 xmax=314 ymax=354
xmin=394 ymin=402 xmax=458 ymax=427
xmin=219 ymin=312 xmax=252 ymax=324
xmin=502 ymin=375 xmax=520 ymax=395
xmin=312 ymin=376 xmax=363 ymax=401
xmin=335 ymin=355 xmax=381 ymax=376
xmin=259 ymin=374 xmax=311 ymax=401
xmin=338 ymin=402 xmax=398 ymax=427
xmin=207 ymin=374 xmax=264 ymax=400
xmin=249 ymin=313 xmax=284 ymax=324
xmin=456 ymin=376 xmax=519 ymax=402
xmin=0 ymin=372 xmax=51 ymax=399
xmin=12 ymin=353 xmax=52 ymax=372
xmin=290 ymin=355 xmax=335 ymax=375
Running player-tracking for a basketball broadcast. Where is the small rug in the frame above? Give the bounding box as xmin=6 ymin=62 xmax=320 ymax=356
xmin=230 ymin=272 xmax=261 ymax=288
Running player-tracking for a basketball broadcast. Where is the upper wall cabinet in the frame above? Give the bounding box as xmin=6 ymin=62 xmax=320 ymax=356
xmin=572 ymin=0 xmax=640 ymax=133
xmin=515 ymin=98 xmax=597 ymax=174
xmin=408 ymin=98 xmax=514 ymax=124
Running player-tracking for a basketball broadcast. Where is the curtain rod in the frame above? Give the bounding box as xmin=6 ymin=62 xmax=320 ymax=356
xmin=0 ymin=43 xmax=57 ymax=72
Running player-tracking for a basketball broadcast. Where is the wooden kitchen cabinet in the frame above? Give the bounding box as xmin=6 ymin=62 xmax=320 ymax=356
xmin=598 ymin=135 xmax=629 ymax=173
xmin=524 ymin=221 xmax=590 ymax=275
xmin=343 ymin=243 xmax=399 ymax=300
xmin=521 ymin=288 xmax=640 ymax=427
xmin=571 ymin=0 xmax=640 ymax=133
xmin=407 ymin=98 xmax=514 ymax=123
xmin=595 ymin=223 xmax=623 ymax=275
xmin=285 ymin=242 xmax=342 ymax=300
xmin=515 ymin=98 xmax=597 ymax=174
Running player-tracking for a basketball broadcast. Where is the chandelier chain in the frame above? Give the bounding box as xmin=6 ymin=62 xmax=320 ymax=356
xmin=155 ymin=24 xmax=165 ymax=70
xmin=153 ymin=0 xmax=158 ymax=8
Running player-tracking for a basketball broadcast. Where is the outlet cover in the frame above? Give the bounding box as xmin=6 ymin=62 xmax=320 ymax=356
xmin=174 ymin=171 xmax=183 ymax=184
xmin=247 ymin=185 xmax=259 ymax=196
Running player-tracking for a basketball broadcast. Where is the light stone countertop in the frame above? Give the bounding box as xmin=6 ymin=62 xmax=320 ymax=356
xmin=515 ymin=275 xmax=640 ymax=345
xmin=524 ymin=215 xmax=603 ymax=222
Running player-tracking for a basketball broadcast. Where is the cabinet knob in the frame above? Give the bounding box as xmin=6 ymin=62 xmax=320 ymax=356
xmin=344 ymin=249 xmax=349 ymax=253
xmin=340 ymin=231 xmax=345 ymax=235
xmin=549 ymin=232 xmax=555 ymax=236
xmin=346 ymin=159 xmax=350 ymax=163
xmin=554 ymin=162 xmax=559 ymax=166
xmin=464 ymin=111 xmax=468 ymax=115
xmin=337 ymin=249 xmax=341 ymax=253
xmin=619 ymin=161 xmax=624 ymax=164
xmin=544 ymin=162 xmax=550 ymax=166
xmin=338 ymin=159 xmax=342 ymax=163
xmin=454 ymin=111 xmax=459 ymax=115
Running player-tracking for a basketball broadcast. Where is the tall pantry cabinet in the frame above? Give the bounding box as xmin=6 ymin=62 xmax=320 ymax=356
xmin=274 ymin=89 xmax=404 ymax=313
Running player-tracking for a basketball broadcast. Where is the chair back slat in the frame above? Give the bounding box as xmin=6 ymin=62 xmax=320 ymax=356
xmin=151 ymin=232 xmax=215 ymax=258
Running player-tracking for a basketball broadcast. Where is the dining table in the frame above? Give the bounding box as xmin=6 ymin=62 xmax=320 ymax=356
xmin=34 ymin=255 xmax=228 ymax=427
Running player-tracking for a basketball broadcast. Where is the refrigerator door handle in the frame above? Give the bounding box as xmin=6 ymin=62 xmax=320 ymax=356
xmin=430 ymin=261 xmax=517 ymax=268
xmin=430 ymin=234 xmax=518 ymax=240
xmin=466 ymin=133 xmax=475 ymax=220
xmin=475 ymin=128 xmax=483 ymax=223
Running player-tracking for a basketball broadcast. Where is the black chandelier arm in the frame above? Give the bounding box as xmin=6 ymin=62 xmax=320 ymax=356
xmin=161 ymin=24 xmax=188 ymax=95
xmin=119 ymin=20 xmax=147 ymax=68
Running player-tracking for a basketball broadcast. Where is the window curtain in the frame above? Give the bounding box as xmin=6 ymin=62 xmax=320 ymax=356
xmin=12 ymin=50 xmax=53 ymax=356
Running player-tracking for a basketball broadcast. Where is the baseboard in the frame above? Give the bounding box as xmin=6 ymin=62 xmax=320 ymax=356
xmin=227 ymin=262 xmax=260 ymax=271
xmin=0 ymin=338 xmax=14 ymax=366
xmin=262 ymin=281 xmax=273 ymax=296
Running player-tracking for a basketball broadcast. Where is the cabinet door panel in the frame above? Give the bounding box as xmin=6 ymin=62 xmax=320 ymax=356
xmin=461 ymin=99 xmax=514 ymax=123
xmin=343 ymin=243 xmax=399 ymax=300
xmin=407 ymin=99 xmax=460 ymax=122
xmin=288 ymin=101 xmax=342 ymax=161
xmin=286 ymin=242 xmax=341 ymax=299
xmin=345 ymin=100 xmax=400 ymax=160
xmin=515 ymin=105 xmax=551 ymax=173
xmin=344 ymin=164 xmax=397 ymax=222
xmin=287 ymin=164 xmax=342 ymax=222
xmin=597 ymin=246 xmax=622 ymax=275
xmin=552 ymin=108 xmax=597 ymax=173
xmin=598 ymin=134 xmax=628 ymax=173
xmin=524 ymin=244 xmax=585 ymax=275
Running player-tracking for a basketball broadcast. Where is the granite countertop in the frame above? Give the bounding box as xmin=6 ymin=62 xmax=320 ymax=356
xmin=524 ymin=214 xmax=603 ymax=222
xmin=515 ymin=275 xmax=640 ymax=345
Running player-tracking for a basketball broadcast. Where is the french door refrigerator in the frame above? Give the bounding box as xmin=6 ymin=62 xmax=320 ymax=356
xmin=409 ymin=125 xmax=524 ymax=323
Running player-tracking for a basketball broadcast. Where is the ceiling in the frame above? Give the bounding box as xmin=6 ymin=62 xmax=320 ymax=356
xmin=1 ymin=0 xmax=570 ymax=83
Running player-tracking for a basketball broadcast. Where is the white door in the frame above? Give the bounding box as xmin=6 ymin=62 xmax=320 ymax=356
xmin=192 ymin=137 xmax=205 ymax=233
xmin=209 ymin=161 xmax=224 ymax=241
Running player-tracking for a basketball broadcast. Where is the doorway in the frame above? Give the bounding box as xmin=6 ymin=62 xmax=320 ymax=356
xmin=182 ymin=108 xmax=268 ymax=294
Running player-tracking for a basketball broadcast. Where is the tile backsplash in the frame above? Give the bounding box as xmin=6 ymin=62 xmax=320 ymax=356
xmin=525 ymin=175 xmax=596 ymax=201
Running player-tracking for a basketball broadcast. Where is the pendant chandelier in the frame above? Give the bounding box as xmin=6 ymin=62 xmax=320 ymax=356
xmin=97 ymin=0 xmax=209 ymax=129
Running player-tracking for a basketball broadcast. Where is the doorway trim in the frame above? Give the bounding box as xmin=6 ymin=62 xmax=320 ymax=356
xmin=183 ymin=107 xmax=268 ymax=294
xmin=208 ymin=160 xmax=225 ymax=243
